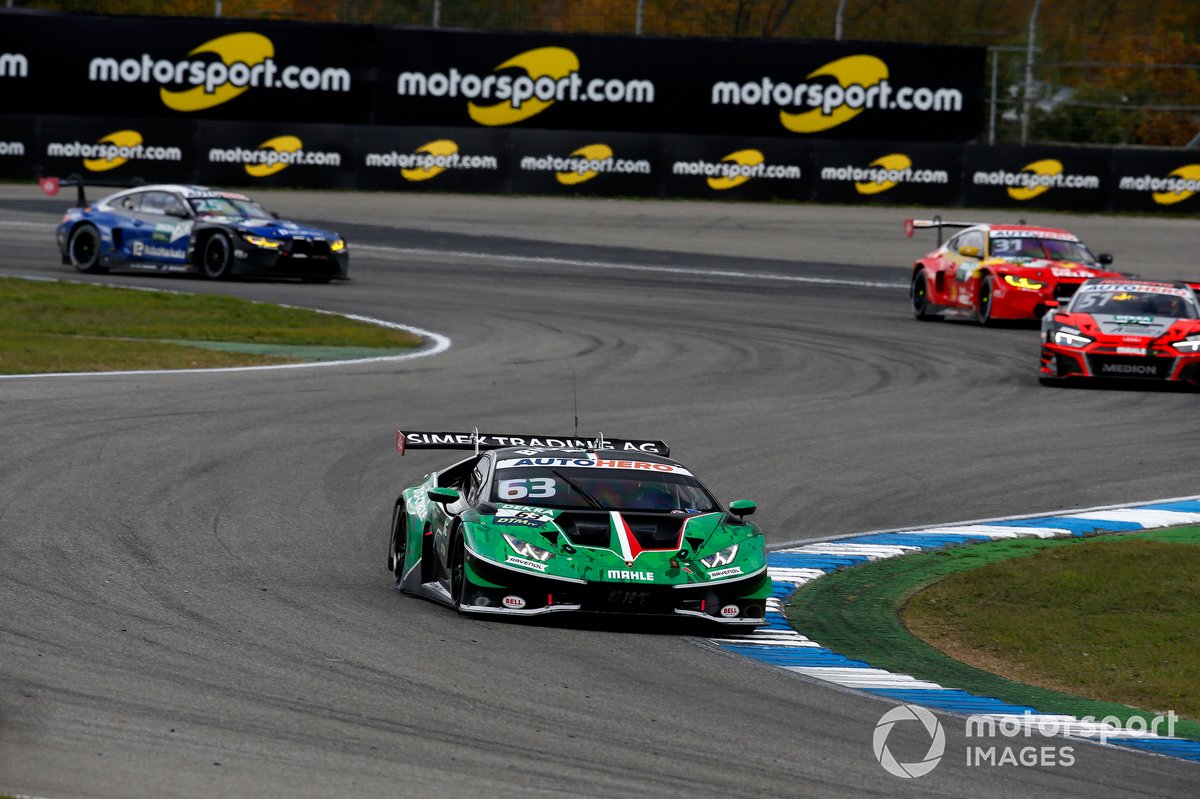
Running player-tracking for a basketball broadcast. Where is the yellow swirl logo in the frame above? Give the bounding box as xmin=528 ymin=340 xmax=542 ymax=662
xmin=160 ymin=32 xmax=274 ymax=112
xmin=1007 ymin=159 xmax=1062 ymax=200
xmin=708 ymin=149 xmax=764 ymax=190
xmin=1153 ymin=164 xmax=1200 ymax=206
xmin=245 ymin=134 xmax=301 ymax=177
xmin=83 ymin=129 xmax=142 ymax=172
xmin=856 ymin=153 xmax=911 ymax=195
xmin=401 ymin=139 xmax=458 ymax=182
xmin=557 ymin=143 xmax=612 ymax=185
xmin=780 ymin=55 xmax=888 ymax=134
xmin=469 ymin=47 xmax=578 ymax=126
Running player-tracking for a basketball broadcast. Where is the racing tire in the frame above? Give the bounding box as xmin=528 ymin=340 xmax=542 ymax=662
xmin=387 ymin=502 xmax=407 ymax=579
xmin=910 ymin=270 xmax=938 ymax=321
xmin=201 ymin=232 xmax=235 ymax=280
xmin=68 ymin=224 xmax=106 ymax=273
xmin=448 ymin=531 xmax=468 ymax=614
xmin=978 ymin=276 xmax=996 ymax=326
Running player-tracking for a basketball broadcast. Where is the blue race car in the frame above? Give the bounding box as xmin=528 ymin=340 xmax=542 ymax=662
xmin=52 ymin=179 xmax=349 ymax=282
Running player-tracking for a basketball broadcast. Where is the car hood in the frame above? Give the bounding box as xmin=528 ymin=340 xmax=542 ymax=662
xmin=461 ymin=504 xmax=766 ymax=586
xmin=1067 ymin=313 xmax=1199 ymax=338
xmin=983 ymin=257 xmax=1105 ymax=278
xmin=202 ymin=215 xmax=340 ymax=240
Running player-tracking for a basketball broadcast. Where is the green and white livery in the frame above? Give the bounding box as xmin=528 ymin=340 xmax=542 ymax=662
xmin=387 ymin=431 xmax=771 ymax=630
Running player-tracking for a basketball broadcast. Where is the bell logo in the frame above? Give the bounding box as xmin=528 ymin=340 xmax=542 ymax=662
xmin=1008 ymin=159 xmax=1062 ymax=201
xmin=244 ymin=135 xmax=302 ymax=177
xmin=161 ymin=32 xmax=274 ymax=112
xmin=1153 ymin=164 xmax=1200 ymax=206
xmin=708 ymin=149 xmax=764 ymax=190
xmin=557 ymin=143 xmax=611 ymax=185
xmin=83 ymin=129 xmax=142 ymax=172
xmin=401 ymin=139 xmax=459 ymax=182
xmin=469 ymin=47 xmax=578 ymax=126
xmin=781 ymin=55 xmax=888 ymax=133
xmin=856 ymin=153 xmax=911 ymax=194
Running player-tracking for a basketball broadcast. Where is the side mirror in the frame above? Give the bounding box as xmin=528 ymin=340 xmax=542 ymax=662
xmin=958 ymin=244 xmax=981 ymax=259
xmin=728 ymin=499 xmax=757 ymax=518
xmin=1098 ymin=253 xmax=1114 ymax=265
xmin=427 ymin=487 xmax=460 ymax=505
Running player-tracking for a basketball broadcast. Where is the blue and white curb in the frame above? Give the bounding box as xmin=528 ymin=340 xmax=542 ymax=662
xmin=709 ymin=496 xmax=1200 ymax=762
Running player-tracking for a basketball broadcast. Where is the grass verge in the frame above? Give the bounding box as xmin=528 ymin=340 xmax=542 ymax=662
xmin=785 ymin=527 xmax=1200 ymax=740
xmin=0 ymin=277 xmax=421 ymax=374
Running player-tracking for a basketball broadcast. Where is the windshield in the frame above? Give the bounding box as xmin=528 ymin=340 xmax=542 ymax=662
xmin=490 ymin=464 xmax=720 ymax=512
xmin=188 ymin=196 xmax=272 ymax=219
xmin=1069 ymin=288 xmax=1197 ymax=319
xmin=990 ymin=236 xmax=1095 ymax=263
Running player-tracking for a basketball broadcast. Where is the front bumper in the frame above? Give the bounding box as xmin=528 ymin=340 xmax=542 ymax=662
xmin=233 ymin=243 xmax=349 ymax=279
xmin=461 ymin=551 xmax=771 ymax=625
xmin=1040 ymin=344 xmax=1200 ymax=385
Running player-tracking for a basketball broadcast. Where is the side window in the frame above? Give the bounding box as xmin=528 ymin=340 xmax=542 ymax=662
xmin=118 ymin=193 xmax=142 ymax=212
xmin=139 ymin=191 xmax=171 ymax=215
xmin=944 ymin=234 xmax=961 ymax=252
xmin=467 ymin=459 xmax=490 ymax=505
xmin=961 ymin=230 xmax=984 ymax=254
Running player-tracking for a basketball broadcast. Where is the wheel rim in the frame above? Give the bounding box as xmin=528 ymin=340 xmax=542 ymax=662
xmin=911 ymin=273 xmax=927 ymax=313
xmin=205 ymin=238 xmax=227 ymax=275
xmin=389 ymin=508 xmax=406 ymax=575
xmin=72 ymin=230 xmax=96 ymax=265
xmin=450 ymin=542 xmax=465 ymax=607
xmin=979 ymin=279 xmax=992 ymax=322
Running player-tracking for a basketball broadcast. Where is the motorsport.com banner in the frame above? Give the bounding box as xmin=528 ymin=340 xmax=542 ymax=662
xmin=0 ymin=9 xmax=984 ymax=142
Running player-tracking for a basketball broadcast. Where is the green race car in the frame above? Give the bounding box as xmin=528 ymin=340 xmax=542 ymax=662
xmin=387 ymin=431 xmax=771 ymax=630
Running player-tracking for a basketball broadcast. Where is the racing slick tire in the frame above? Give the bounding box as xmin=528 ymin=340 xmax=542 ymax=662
xmin=911 ymin=269 xmax=939 ymax=321
xmin=68 ymin=223 xmax=107 ymax=273
xmin=201 ymin=232 xmax=235 ymax=280
xmin=448 ymin=530 xmax=468 ymax=615
xmin=387 ymin=501 xmax=407 ymax=580
xmin=977 ymin=276 xmax=997 ymax=326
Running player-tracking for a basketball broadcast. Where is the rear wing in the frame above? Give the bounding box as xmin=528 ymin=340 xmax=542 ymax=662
xmin=396 ymin=429 xmax=670 ymax=457
xmin=904 ymin=215 xmax=982 ymax=246
xmin=38 ymin=174 xmax=146 ymax=207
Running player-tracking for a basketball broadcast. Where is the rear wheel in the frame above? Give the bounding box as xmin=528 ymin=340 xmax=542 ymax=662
xmin=978 ymin=276 xmax=996 ymax=326
xmin=201 ymin=232 xmax=234 ymax=280
xmin=449 ymin=533 xmax=467 ymax=613
xmin=911 ymin=269 xmax=938 ymax=321
xmin=68 ymin=223 xmax=106 ymax=273
xmin=387 ymin=502 xmax=408 ymax=580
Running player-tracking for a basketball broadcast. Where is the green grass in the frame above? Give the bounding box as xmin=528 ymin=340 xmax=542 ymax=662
xmin=785 ymin=527 xmax=1200 ymax=740
xmin=0 ymin=277 xmax=421 ymax=374
xmin=905 ymin=531 xmax=1200 ymax=721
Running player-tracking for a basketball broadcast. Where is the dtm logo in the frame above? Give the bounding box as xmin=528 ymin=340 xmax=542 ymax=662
xmin=1101 ymin=363 xmax=1157 ymax=375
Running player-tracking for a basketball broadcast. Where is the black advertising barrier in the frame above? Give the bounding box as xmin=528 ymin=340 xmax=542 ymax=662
xmin=809 ymin=141 xmax=961 ymax=206
xmin=962 ymin=144 xmax=1112 ymax=212
xmin=0 ymin=11 xmax=376 ymax=124
xmin=0 ymin=115 xmax=37 ymax=180
xmin=658 ymin=135 xmax=813 ymax=202
xmin=35 ymin=115 xmax=199 ymax=185
xmin=354 ymin=126 xmax=511 ymax=194
xmin=1 ymin=10 xmax=983 ymax=142
xmin=1109 ymin=148 xmax=1200 ymax=214
xmin=194 ymin=121 xmax=358 ymax=190
xmin=506 ymin=130 xmax=661 ymax=197
xmin=373 ymin=28 xmax=985 ymax=142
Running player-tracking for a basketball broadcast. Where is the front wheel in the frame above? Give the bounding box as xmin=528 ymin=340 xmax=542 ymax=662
xmin=978 ymin=276 xmax=996 ymax=326
xmin=911 ymin=269 xmax=938 ymax=321
xmin=201 ymin=232 xmax=234 ymax=280
xmin=449 ymin=532 xmax=467 ymax=613
xmin=68 ymin=223 xmax=106 ymax=273
xmin=387 ymin=502 xmax=408 ymax=580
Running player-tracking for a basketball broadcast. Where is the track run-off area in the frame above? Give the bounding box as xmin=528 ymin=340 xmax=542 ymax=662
xmin=1 ymin=185 xmax=1198 ymax=798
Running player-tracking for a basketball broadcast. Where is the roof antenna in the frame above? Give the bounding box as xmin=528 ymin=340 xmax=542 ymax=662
xmin=573 ymin=371 xmax=579 ymax=440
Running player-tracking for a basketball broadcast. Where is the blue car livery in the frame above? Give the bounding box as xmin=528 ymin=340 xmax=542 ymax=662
xmin=55 ymin=183 xmax=349 ymax=282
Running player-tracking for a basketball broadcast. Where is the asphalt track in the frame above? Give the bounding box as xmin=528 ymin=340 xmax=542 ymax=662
xmin=0 ymin=184 xmax=1197 ymax=798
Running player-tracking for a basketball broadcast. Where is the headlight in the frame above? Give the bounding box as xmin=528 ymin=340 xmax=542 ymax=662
xmin=1003 ymin=275 xmax=1045 ymax=291
xmin=1052 ymin=329 xmax=1092 ymax=348
xmin=330 ymin=238 xmax=346 ymax=252
xmin=243 ymin=234 xmax=283 ymax=249
xmin=502 ymin=533 xmax=555 ymax=562
xmin=1173 ymin=338 xmax=1200 ymax=353
xmin=700 ymin=543 xmax=739 ymax=569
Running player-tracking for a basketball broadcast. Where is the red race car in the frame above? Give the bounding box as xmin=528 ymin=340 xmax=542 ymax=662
xmin=1039 ymin=278 xmax=1200 ymax=387
xmin=906 ymin=217 xmax=1123 ymax=325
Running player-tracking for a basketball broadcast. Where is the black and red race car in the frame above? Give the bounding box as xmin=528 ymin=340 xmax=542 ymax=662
xmin=906 ymin=217 xmax=1123 ymax=324
xmin=1039 ymin=278 xmax=1200 ymax=387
